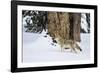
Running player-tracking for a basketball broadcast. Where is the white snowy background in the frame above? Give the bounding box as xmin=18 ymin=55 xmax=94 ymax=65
xmin=22 ymin=13 xmax=90 ymax=63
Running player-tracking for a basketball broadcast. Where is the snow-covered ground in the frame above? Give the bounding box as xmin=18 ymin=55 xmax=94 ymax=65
xmin=23 ymin=31 xmax=90 ymax=63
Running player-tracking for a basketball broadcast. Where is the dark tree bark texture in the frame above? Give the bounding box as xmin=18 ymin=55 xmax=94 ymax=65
xmin=69 ymin=13 xmax=81 ymax=42
xmin=47 ymin=12 xmax=81 ymax=43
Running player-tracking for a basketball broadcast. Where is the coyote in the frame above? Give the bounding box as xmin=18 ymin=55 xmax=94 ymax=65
xmin=55 ymin=38 xmax=82 ymax=52
xmin=47 ymin=12 xmax=82 ymax=53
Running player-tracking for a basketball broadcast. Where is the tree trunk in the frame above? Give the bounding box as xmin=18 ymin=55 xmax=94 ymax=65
xmin=69 ymin=13 xmax=81 ymax=42
xmin=47 ymin=12 xmax=70 ymax=41
xmin=47 ymin=12 xmax=81 ymax=43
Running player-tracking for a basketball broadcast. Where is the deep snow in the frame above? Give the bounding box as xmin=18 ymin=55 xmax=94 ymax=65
xmin=23 ymin=31 xmax=90 ymax=63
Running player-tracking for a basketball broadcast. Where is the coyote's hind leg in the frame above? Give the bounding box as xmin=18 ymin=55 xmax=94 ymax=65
xmin=75 ymin=43 xmax=82 ymax=51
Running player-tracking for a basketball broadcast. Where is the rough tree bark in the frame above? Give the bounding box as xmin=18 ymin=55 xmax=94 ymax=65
xmin=69 ymin=13 xmax=81 ymax=42
xmin=47 ymin=12 xmax=81 ymax=45
xmin=47 ymin=12 xmax=70 ymax=40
